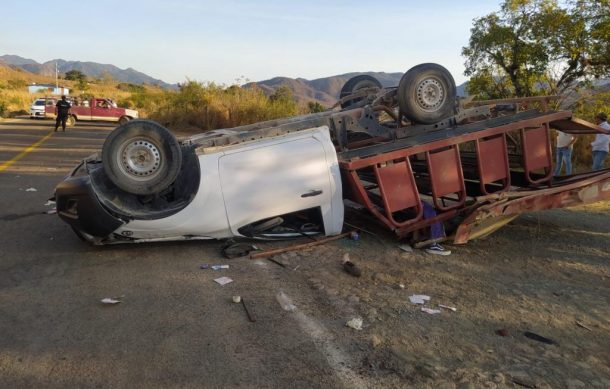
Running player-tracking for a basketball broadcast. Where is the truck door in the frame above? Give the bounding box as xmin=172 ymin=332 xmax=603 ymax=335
xmin=91 ymin=99 xmax=112 ymax=121
xmin=218 ymin=126 xmax=343 ymax=236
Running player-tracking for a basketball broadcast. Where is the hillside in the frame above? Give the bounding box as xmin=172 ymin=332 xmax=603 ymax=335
xmin=248 ymin=72 xmax=468 ymax=106
xmin=1 ymin=54 xmax=174 ymax=89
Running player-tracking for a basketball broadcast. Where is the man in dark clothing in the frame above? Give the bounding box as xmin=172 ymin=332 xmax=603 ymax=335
xmin=54 ymin=95 xmax=71 ymax=132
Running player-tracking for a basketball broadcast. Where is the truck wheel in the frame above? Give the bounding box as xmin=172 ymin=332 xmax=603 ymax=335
xmin=118 ymin=116 xmax=130 ymax=125
xmin=66 ymin=115 xmax=76 ymax=127
xmin=398 ymin=63 xmax=456 ymax=124
xmin=102 ymin=120 xmax=182 ymax=195
xmin=339 ymin=75 xmax=382 ymax=108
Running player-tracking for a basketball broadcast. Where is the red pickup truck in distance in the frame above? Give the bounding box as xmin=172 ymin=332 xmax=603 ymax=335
xmin=45 ymin=97 xmax=139 ymax=126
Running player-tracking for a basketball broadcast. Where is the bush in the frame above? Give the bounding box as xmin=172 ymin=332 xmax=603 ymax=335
xmin=149 ymin=81 xmax=301 ymax=131
xmin=0 ymin=100 xmax=7 ymax=118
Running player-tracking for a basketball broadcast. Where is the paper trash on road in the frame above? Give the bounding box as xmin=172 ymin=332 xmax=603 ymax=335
xmin=101 ymin=298 xmax=121 ymax=305
xmin=409 ymin=294 xmax=431 ymax=304
xmin=44 ymin=200 xmax=56 ymax=206
xmin=346 ymin=317 xmax=363 ymax=330
xmin=211 ymin=265 xmax=229 ymax=270
xmin=25 ymin=188 xmax=37 ymax=192
xmin=439 ymin=304 xmax=457 ymax=312
xmin=214 ymin=276 xmax=233 ymax=286
xmin=421 ymin=307 xmax=441 ymax=314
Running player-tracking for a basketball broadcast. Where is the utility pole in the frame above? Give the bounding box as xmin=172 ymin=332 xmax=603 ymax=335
xmin=55 ymin=61 xmax=58 ymax=89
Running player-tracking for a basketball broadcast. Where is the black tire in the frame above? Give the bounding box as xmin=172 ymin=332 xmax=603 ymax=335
xmin=339 ymin=75 xmax=382 ymax=109
xmin=66 ymin=115 xmax=76 ymax=127
xmin=118 ymin=116 xmax=130 ymax=125
xmin=398 ymin=63 xmax=456 ymax=124
xmin=102 ymin=120 xmax=182 ymax=195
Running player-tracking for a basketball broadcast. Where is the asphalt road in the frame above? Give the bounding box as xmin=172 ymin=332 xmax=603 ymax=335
xmin=0 ymin=119 xmax=358 ymax=388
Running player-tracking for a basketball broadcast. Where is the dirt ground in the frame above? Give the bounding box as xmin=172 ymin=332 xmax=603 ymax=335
xmin=254 ymin=202 xmax=610 ymax=388
xmin=1 ymin=119 xmax=609 ymax=388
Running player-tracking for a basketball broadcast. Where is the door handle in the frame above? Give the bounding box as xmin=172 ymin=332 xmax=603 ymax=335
xmin=301 ymin=189 xmax=323 ymax=198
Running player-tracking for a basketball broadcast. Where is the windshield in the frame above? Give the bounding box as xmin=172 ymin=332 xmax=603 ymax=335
xmin=34 ymin=100 xmax=45 ymax=106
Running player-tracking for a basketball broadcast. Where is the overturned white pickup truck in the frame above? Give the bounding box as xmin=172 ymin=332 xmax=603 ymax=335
xmin=55 ymin=63 xmax=610 ymax=245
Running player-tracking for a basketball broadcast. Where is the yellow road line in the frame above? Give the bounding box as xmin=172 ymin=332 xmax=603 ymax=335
xmin=0 ymin=130 xmax=55 ymax=172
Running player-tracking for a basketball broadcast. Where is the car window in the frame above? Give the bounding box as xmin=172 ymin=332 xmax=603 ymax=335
xmin=46 ymin=100 xmax=55 ymax=106
xmin=34 ymin=100 xmax=45 ymax=106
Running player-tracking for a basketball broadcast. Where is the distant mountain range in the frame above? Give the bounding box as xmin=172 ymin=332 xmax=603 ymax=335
xmin=0 ymin=54 xmax=174 ymax=89
xmin=247 ymin=73 xmax=468 ymax=106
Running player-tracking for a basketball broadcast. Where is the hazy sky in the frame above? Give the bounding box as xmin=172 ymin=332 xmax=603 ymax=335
xmin=1 ymin=1 xmax=502 ymax=85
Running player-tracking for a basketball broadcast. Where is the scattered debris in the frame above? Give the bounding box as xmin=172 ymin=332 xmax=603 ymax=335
xmin=266 ymin=257 xmax=286 ymax=268
xmin=232 ymin=295 xmax=241 ymax=303
xmin=213 ymin=277 xmax=233 ymax=286
xmin=100 ymin=298 xmax=121 ymax=305
xmin=398 ymin=244 xmax=413 ymax=253
xmin=524 ymin=331 xmax=556 ymax=345
xmin=421 ymin=307 xmax=441 ymax=314
xmin=409 ymin=294 xmax=431 ymax=305
xmin=496 ymin=329 xmax=509 ymax=337
xmin=211 ymin=265 xmax=229 ymax=270
xmin=342 ymin=253 xmax=362 ymax=277
xmin=200 ymin=264 xmax=210 ymax=269
xmin=350 ymin=231 xmax=360 ymax=240
xmin=398 ymin=283 xmax=405 ymax=289
xmin=346 ymin=317 xmax=363 ymax=330
xmin=222 ymin=241 xmax=259 ymax=259
xmin=44 ymin=209 xmax=57 ymax=215
xmin=44 ymin=200 xmax=55 ymax=206
xmin=575 ymin=321 xmax=592 ymax=332
xmin=438 ymin=304 xmax=457 ymax=312
xmin=250 ymin=231 xmax=354 ymax=259
xmin=25 ymin=188 xmax=37 ymax=192
xmin=241 ymin=299 xmax=256 ymax=322
xmin=276 ymin=291 xmax=297 ymax=312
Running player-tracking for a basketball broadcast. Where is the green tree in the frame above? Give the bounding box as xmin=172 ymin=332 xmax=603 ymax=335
xmin=64 ymin=70 xmax=87 ymax=82
xmin=270 ymin=86 xmax=293 ymax=103
xmin=463 ymin=0 xmax=610 ymax=98
xmin=307 ymin=101 xmax=326 ymax=113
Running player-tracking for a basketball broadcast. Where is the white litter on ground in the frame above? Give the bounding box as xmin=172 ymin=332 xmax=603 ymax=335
xmin=44 ymin=200 xmax=56 ymax=206
xmin=276 ymin=291 xmax=297 ymax=311
xmin=421 ymin=307 xmax=441 ymax=314
xmin=25 ymin=188 xmax=37 ymax=192
xmin=409 ymin=294 xmax=431 ymax=304
xmin=101 ymin=298 xmax=121 ymax=305
xmin=346 ymin=318 xmax=363 ymax=330
xmin=439 ymin=304 xmax=457 ymax=312
xmin=214 ymin=277 xmax=233 ymax=286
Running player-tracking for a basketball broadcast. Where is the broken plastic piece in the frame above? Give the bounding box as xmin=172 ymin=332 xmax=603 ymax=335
xmin=101 ymin=298 xmax=121 ymax=305
xmin=523 ymin=331 xmax=555 ymax=345
xmin=211 ymin=265 xmax=229 ymax=270
xmin=25 ymin=188 xmax=37 ymax=192
xmin=438 ymin=304 xmax=457 ymax=312
xmin=409 ymin=294 xmax=431 ymax=304
xmin=232 ymin=295 xmax=241 ymax=303
xmin=421 ymin=307 xmax=441 ymax=314
xmin=346 ymin=317 xmax=363 ymax=330
xmin=276 ymin=291 xmax=297 ymax=311
xmin=214 ymin=277 xmax=233 ymax=286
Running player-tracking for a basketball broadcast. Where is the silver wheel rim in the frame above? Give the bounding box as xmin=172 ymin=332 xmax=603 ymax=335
xmin=416 ymin=77 xmax=446 ymax=112
xmin=117 ymin=138 xmax=163 ymax=181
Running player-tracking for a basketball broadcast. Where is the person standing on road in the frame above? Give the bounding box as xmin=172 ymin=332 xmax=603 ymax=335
xmin=554 ymin=130 xmax=576 ymax=176
xmin=54 ymin=95 xmax=71 ymax=132
xmin=591 ymin=112 xmax=610 ymax=171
